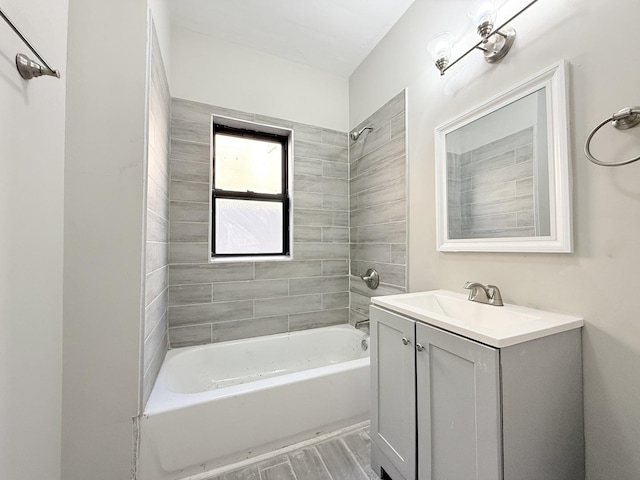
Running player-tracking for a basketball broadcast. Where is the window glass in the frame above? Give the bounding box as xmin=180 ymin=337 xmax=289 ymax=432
xmin=214 ymin=134 xmax=282 ymax=194
xmin=215 ymin=199 xmax=283 ymax=254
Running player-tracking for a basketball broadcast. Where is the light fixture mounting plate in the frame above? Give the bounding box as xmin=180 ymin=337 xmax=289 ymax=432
xmin=483 ymin=26 xmax=516 ymax=63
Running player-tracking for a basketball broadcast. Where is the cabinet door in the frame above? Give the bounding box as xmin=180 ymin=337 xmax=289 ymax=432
xmin=371 ymin=306 xmax=416 ymax=480
xmin=416 ymin=322 xmax=502 ymax=480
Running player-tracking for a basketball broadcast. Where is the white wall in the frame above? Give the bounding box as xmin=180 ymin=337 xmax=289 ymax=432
xmin=350 ymin=0 xmax=640 ymax=478
xmin=149 ymin=0 xmax=172 ymax=84
xmin=63 ymin=0 xmax=148 ymax=478
xmin=0 ymin=1 xmax=67 ymax=479
xmin=171 ymin=26 xmax=349 ymax=132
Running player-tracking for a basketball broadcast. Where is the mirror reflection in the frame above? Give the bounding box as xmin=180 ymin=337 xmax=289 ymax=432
xmin=445 ymin=88 xmax=550 ymax=240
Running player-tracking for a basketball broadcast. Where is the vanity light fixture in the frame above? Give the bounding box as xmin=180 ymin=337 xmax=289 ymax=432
xmin=427 ymin=0 xmax=538 ymax=76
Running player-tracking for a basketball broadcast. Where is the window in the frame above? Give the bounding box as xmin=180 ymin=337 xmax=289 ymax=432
xmin=211 ymin=120 xmax=291 ymax=258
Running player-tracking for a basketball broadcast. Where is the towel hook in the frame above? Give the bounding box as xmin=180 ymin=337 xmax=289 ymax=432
xmin=584 ymin=106 xmax=640 ymax=167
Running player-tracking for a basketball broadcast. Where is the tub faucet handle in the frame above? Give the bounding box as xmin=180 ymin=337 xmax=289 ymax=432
xmin=359 ymin=268 xmax=379 ymax=289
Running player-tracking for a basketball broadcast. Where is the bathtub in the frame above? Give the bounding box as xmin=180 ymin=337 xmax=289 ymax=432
xmin=139 ymin=324 xmax=370 ymax=480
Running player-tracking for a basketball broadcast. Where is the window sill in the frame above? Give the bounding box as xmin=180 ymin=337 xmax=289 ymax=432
xmin=209 ymin=255 xmax=293 ymax=264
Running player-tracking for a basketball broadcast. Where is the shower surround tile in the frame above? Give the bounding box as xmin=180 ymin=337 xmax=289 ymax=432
xmin=143 ymin=25 xmax=171 ymax=407
xmin=168 ymin=92 xmax=408 ymax=346
xmin=349 ymin=90 xmax=408 ymax=324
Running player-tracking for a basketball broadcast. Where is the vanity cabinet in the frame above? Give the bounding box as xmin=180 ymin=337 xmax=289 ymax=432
xmin=370 ymin=305 xmax=584 ymax=480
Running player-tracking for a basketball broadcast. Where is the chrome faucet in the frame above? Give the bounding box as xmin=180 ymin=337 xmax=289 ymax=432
xmin=463 ymin=281 xmax=504 ymax=306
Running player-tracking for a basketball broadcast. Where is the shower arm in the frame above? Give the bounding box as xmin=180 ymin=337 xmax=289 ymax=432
xmin=0 ymin=7 xmax=61 ymax=79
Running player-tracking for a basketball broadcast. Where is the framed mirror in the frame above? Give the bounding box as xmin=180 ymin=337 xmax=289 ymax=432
xmin=435 ymin=60 xmax=571 ymax=253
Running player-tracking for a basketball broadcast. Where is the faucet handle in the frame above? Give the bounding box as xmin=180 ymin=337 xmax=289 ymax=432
xmin=486 ymin=285 xmax=504 ymax=306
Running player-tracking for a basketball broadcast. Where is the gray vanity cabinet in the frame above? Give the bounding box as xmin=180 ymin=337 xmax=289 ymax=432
xmin=370 ymin=305 xmax=584 ymax=480
xmin=370 ymin=306 xmax=416 ymax=480
xmin=415 ymin=321 xmax=501 ymax=480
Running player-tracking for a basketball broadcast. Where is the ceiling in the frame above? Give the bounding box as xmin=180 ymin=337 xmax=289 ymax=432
xmin=169 ymin=0 xmax=416 ymax=77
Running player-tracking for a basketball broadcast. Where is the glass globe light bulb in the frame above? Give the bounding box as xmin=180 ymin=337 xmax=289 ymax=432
xmin=468 ymin=0 xmax=498 ymax=38
xmin=427 ymin=32 xmax=455 ymax=74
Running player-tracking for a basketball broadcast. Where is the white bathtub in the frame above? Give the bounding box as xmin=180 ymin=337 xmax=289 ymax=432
xmin=139 ymin=324 xmax=370 ymax=480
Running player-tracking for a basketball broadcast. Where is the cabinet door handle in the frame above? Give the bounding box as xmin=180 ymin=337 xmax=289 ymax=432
xmin=416 ymin=343 xmax=425 ymax=352
xmin=401 ymin=337 xmax=410 ymax=346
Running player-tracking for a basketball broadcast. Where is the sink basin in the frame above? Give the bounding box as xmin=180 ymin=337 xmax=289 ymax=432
xmin=371 ymin=290 xmax=583 ymax=347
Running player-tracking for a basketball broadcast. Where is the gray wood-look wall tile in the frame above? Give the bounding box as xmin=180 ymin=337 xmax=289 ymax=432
xmin=167 ymin=98 xmax=362 ymax=347
xmin=170 ymin=263 xmax=254 ymax=285
xmin=142 ymin=330 xmax=167 ymax=406
xmin=146 ymin=240 xmax=168 ymax=275
xmin=351 ymin=200 xmax=406 ymax=228
xmin=355 ymin=178 xmax=406 ymax=209
xmin=171 ymin=160 xmax=210 ymax=183
xmin=294 ymin=192 xmax=323 ymax=209
xmin=169 ymin=284 xmax=212 ymax=306
xmin=169 ymin=300 xmax=254 ymax=327
xmin=143 ymin=28 xmax=170 ymax=404
xmin=294 ymin=209 xmax=348 ymax=227
xmin=354 ymin=222 xmax=406 ymax=245
xmin=170 ymin=177 xmax=210 ymax=203
xmin=293 ymin=123 xmax=323 ymax=142
xmin=350 ymin=135 xmax=405 ymax=179
xmin=348 ymin=91 xmax=407 ymax=324
xmin=289 ymin=276 xmax=349 ymax=296
xmin=322 ymin=227 xmax=349 ymax=243
xmin=212 ymin=316 xmax=289 ymax=344
xmin=146 ymin=266 xmax=168 ymax=307
xmin=390 ymin=111 xmax=406 ymax=139
xmin=351 ymin=243 xmax=391 ymax=263
xmin=322 ymin=194 xmax=349 ymax=211
xmin=294 ymin=226 xmax=322 ymax=243
xmin=322 ymin=129 xmax=348 ymax=147
xmin=323 ymin=161 xmax=349 ymax=179
xmin=145 ymin=287 xmax=168 ymax=336
xmin=295 ymin=140 xmax=348 ymax=163
xmin=171 ymin=138 xmax=210 ymax=164
xmin=254 ymin=261 xmax=321 ymax=280
xmin=170 ymin=200 xmax=209 ymax=222
xmin=322 ymin=292 xmax=350 ymax=310
xmin=169 ymin=324 xmax=212 ymax=348
xmin=390 ymin=244 xmax=406 ymax=264
xmin=293 ymin=243 xmax=350 ymax=260
xmin=147 ymin=176 xmax=169 ymax=219
xmin=254 ymin=295 xmax=322 ymax=317
xmin=289 ymin=308 xmax=349 ymax=331
xmin=294 ymin=174 xmax=348 ymax=196
xmin=144 ymin=312 xmax=167 ymax=369
xmin=350 ymin=154 xmax=405 ymax=195
xmin=212 ymin=279 xmax=289 ymax=302
xmin=147 ymin=210 xmax=169 ymax=242
xmin=294 ymin=158 xmax=324 ymax=176
xmin=170 ymin=221 xmax=209 ymax=243
xmin=322 ymin=260 xmax=349 ymax=276
xmin=169 ymin=242 xmax=209 ymax=264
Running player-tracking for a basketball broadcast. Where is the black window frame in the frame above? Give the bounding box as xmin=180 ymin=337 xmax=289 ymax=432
xmin=211 ymin=122 xmax=290 ymax=258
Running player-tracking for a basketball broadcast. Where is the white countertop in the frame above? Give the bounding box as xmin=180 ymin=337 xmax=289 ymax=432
xmin=371 ymin=289 xmax=583 ymax=348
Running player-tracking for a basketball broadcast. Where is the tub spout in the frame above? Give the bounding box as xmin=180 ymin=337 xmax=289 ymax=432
xmin=354 ymin=319 xmax=370 ymax=330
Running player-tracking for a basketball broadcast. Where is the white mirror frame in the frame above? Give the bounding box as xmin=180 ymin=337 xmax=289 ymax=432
xmin=435 ymin=60 xmax=572 ymax=253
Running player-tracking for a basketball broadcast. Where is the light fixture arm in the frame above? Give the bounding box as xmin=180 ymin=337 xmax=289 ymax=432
xmin=0 ymin=7 xmax=61 ymax=79
xmin=438 ymin=0 xmax=539 ymax=75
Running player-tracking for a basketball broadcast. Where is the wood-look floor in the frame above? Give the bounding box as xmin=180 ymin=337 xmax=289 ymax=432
xmin=203 ymin=424 xmax=380 ymax=480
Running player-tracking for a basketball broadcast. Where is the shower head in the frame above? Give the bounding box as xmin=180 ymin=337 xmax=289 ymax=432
xmin=350 ymin=125 xmax=373 ymax=141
